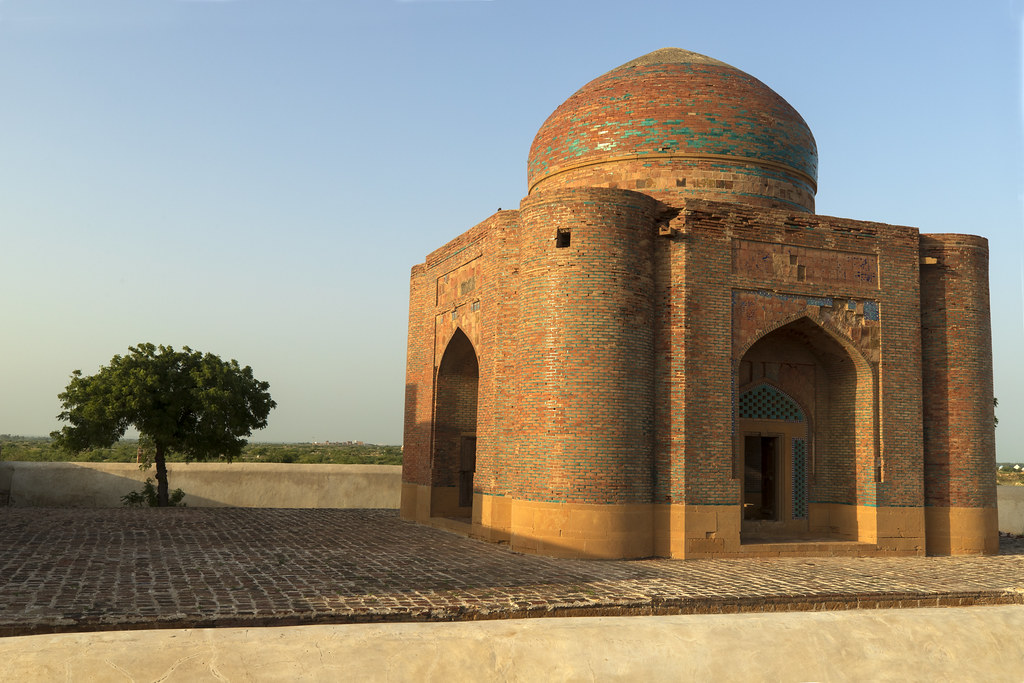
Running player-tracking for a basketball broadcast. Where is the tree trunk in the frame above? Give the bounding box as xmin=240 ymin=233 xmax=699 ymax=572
xmin=154 ymin=442 xmax=170 ymax=507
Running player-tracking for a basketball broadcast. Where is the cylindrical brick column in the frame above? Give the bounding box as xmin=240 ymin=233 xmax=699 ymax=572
xmin=512 ymin=187 xmax=658 ymax=506
xmin=400 ymin=265 xmax=435 ymax=522
xmin=920 ymin=234 xmax=997 ymax=554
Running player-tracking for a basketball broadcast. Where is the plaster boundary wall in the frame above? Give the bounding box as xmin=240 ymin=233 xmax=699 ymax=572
xmin=12 ymin=464 xmax=1015 ymax=539
xmin=6 ymin=606 xmax=1024 ymax=681
xmin=0 ymin=462 xmax=402 ymax=509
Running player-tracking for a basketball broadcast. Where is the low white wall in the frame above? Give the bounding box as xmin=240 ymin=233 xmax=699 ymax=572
xmin=5 ymin=606 xmax=1024 ymax=681
xmin=4 ymin=469 xmax=1022 ymax=526
xmin=998 ymin=485 xmax=1024 ymax=535
xmin=0 ymin=461 xmax=401 ymax=509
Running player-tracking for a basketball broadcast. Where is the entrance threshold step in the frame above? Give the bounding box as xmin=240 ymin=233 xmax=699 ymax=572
xmin=429 ymin=516 xmax=474 ymax=535
xmin=736 ymin=538 xmax=881 ymax=558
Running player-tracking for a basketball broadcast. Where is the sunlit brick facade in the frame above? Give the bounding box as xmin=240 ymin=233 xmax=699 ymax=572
xmin=402 ymin=48 xmax=996 ymax=559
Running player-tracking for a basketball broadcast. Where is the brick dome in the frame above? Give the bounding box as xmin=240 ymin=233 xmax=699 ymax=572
xmin=527 ymin=48 xmax=819 ymax=212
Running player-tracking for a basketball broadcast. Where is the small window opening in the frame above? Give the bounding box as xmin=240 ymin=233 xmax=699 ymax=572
xmin=555 ymin=229 xmax=571 ymax=248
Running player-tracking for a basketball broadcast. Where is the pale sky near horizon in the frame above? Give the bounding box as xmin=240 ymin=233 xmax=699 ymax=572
xmin=1 ymin=1 xmax=1022 ymax=456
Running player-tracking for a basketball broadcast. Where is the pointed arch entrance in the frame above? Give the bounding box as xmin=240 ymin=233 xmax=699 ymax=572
xmin=739 ymin=384 xmax=809 ymax=533
xmin=430 ymin=328 xmax=479 ymax=519
xmin=737 ymin=316 xmax=876 ymax=543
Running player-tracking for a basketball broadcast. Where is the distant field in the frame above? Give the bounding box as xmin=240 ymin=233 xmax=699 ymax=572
xmin=0 ymin=436 xmax=402 ymax=466
xmin=998 ymin=467 xmax=1024 ymax=486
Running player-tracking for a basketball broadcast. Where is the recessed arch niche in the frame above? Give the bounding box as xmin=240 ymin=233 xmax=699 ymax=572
xmin=430 ymin=328 xmax=479 ymax=519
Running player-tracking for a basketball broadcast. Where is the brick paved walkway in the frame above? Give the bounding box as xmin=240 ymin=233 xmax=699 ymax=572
xmin=2 ymin=508 xmax=1023 ymax=637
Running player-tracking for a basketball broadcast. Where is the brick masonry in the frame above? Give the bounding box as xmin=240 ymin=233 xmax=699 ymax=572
xmin=3 ymin=509 xmax=1024 ymax=638
xmin=402 ymin=48 xmax=996 ymax=559
xmin=527 ymin=48 xmax=817 ymax=213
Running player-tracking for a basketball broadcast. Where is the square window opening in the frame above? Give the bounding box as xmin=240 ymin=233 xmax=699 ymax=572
xmin=556 ymin=229 xmax=571 ymax=248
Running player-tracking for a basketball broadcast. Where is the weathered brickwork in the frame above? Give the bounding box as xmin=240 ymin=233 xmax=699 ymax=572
xmin=402 ymin=48 xmax=997 ymax=559
xmin=920 ymin=236 xmax=996 ymax=520
xmin=513 ymin=187 xmax=659 ymax=505
xmin=528 ymin=48 xmax=817 ymax=213
xmin=733 ymin=239 xmax=878 ymax=289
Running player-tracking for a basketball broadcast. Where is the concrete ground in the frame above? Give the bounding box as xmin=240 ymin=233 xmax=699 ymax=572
xmin=5 ymin=605 xmax=1024 ymax=681
xmin=3 ymin=508 xmax=1024 ymax=679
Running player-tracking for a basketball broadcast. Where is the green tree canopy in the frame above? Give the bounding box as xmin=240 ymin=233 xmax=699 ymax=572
xmin=51 ymin=343 xmax=276 ymax=505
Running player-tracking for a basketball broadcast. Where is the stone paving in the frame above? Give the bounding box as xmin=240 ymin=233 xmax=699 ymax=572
xmin=2 ymin=508 xmax=1024 ymax=637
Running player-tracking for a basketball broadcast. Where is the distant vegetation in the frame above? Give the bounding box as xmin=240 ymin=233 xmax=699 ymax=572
xmin=0 ymin=436 xmax=402 ymax=466
xmin=998 ymin=464 xmax=1024 ymax=486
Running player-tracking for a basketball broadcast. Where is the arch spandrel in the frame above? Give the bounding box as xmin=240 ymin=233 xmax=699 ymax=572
xmin=732 ymin=292 xmax=879 ymax=373
xmin=437 ymin=327 xmax=479 ymax=369
xmin=435 ymin=319 xmax=482 ymax=368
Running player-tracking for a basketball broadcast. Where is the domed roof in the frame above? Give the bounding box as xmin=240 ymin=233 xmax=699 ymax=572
xmin=527 ymin=48 xmax=818 ymax=212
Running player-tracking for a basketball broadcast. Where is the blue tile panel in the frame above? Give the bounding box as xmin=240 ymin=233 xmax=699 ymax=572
xmin=863 ymin=301 xmax=880 ymax=321
xmin=792 ymin=438 xmax=808 ymax=519
xmin=739 ymin=384 xmax=805 ymax=422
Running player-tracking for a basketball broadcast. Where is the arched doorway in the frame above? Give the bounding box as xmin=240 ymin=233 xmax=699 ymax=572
xmin=430 ymin=328 xmax=479 ymax=519
xmin=738 ymin=384 xmax=809 ymax=536
xmin=737 ymin=316 xmax=875 ymax=543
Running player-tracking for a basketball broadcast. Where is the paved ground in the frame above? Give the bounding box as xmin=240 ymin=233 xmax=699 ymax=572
xmin=2 ymin=508 xmax=1024 ymax=637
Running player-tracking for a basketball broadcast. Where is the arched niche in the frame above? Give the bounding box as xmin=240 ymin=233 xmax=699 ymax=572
xmin=430 ymin=328 xmax=479 ymax=518
xmin=737 ymin=316 xmax=876 ymax=542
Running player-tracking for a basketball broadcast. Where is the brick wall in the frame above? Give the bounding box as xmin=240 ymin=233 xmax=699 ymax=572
xmin=402 ymin=263 xmax=433 ymax=488
xmin=920 ymin=235 xmax=996 ymax=509
xmin=402 ymin=212 xmax=515 ymax=492
xmin=675 ymin=200 xmax=926 ymax=510
xmin=510 ymin=187 xmax=659 ymax=504
xmin=402 ymin=48 xmax=994 ymax=556
xmin=403 ymin=192 xmax=993 ymax=555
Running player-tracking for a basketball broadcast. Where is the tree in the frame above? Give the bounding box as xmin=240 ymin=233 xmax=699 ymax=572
xmin=51 ymin=343 xmax=276 ymax=506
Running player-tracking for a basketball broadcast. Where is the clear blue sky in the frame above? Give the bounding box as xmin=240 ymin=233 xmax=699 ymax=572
xmin=1 ymin=0 xmax=1021 ymax=454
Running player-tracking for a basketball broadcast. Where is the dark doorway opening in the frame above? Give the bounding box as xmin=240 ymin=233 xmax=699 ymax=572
xmin=744 ymin=435 xmax=779 ymax=521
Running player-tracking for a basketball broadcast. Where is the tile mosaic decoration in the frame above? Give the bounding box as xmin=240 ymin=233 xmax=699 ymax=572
xmin=739 ymin=384 xmax=805 ymax=422
xmin=792 ymin=438 xmax=808 ymax=519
